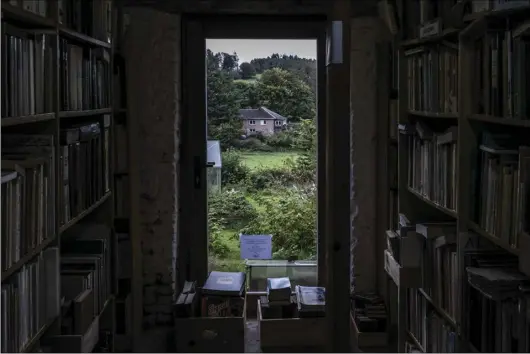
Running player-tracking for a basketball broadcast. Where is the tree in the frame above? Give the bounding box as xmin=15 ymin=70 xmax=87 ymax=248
xmin=256 ymin=68 xmax=316 ymax=122
xmin=221 ymin=52 xmax=239 ymax=72
xmin=239 ymin=62 xmax=256 ymax=79
xmin=207 ymin=68 xmax=239 ymax=122
xmin=233 ymin=80 xmax=259 ymax=108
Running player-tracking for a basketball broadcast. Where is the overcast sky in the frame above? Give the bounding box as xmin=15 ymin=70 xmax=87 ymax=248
xmin=206 ymin=39 xmax=317 ymax=64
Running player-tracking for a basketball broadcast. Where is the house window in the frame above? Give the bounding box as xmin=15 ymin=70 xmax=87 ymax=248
xmin=261 ymin=120 xmax=267 ymax=125
xmin=249 ymin=120 xmax=256 ymax=125
xmin=275 ymin=120 xmax=282 ymax=126
xmin=249 ymin=129 xmax=256 ymax=133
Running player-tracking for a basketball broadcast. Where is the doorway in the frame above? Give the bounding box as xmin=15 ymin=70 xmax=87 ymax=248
xmin=178 ymin=16 xmax=327 ymax=289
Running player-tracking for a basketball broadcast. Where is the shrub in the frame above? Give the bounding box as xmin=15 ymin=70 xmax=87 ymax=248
xmin=221 ymin=149 xmax=250 ymax=185
xmin=233 ymin=137 xmax=273 ymax=152
xmin=246 ymin=166 xmax=295 ymax=191
xmin=240 ymin=186 xmax=317 ymax=260
xmin=208 ymin=189 xmax=257 ymax=229
xmin=263 ymin=131 xmax=294 ymax=149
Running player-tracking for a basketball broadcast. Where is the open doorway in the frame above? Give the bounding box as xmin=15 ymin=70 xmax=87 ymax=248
xmin=179 ymin=16 xmax=326 ymax=293
xmin=205 ymin=39 xmax=318 ymax=285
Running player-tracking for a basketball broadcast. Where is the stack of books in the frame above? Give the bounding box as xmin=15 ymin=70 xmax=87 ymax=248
xmin=200 ymin=271 xmax=245 ymax=318
xmin=295 ymin=285 xmax=325 ymax=318
xmin=267 ymin=277 xmax=291 ymax=304
xmin=260 ymin=277 xmax=296 ymax=319
xmin=353 ymin=293 xmax=387 ymax=333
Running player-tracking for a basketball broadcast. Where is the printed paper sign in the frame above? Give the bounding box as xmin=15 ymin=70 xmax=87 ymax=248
xmin=240 ymin=234 xmax=272 ymax=260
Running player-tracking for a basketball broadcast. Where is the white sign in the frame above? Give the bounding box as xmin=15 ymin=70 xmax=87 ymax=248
xmin=240 ymin=234 xmax=272 ymax=260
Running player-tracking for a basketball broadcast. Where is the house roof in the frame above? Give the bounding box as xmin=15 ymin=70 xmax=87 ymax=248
xmin=207 ymin=140 xmax=222 ymax=168
xmin=239 ymin=107 xmax=287 ymax=121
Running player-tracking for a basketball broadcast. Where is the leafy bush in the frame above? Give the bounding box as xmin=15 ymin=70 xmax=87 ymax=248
xmin=241 ymin=186 xmax=317 ymax=260
xmin=221 ymin=149 xmax=250 ymax=185
xmin=263 ymin=131 xmax=294 ymax=149
xmin=208 ymin=221 xmax=231 ymax=258
xmin=232 ymin=137 xmax=273 ymax=152
xmin=208 ymin=189 xmax=257 ymax=229
xmin=246 ymin=166 xmax=296 ymax=191
xmin=208 ymin=119 xmax=243 ymax=149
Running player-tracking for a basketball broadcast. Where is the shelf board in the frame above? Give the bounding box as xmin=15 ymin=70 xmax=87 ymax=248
xmin=418 ymin=288 xmax=457 ymax=328
xmin=1 ymin=112 xmax=56 ymax=127
xmin=464 ymin=6 xmax=530 ymax=22
xmin=1 ymin=236 xmax=56 ymax=282
xmin=409 ymin=110 xmax=458 ymax=119
xmin=407 ymin=187 xmax=457 ymax=218
xmin=59 ymin=26 xmax=111 ymax=48
xmin=407 ymin=331 xmax=425 ymax=353
xmin=468 ymin=222 xmax=520 ymax=256
xmin=20 ymin=314 xmax=59 ymax=353
xmin=59 ymin=192 xmax=112 ymax=234
xmin=59 ymin=108 xmax=112 ymax=119
xmin=469 ymin=114 xmax=530 ymax=128
xmin=1 ymin=3 xmax=56 ymax=28
xmin=401 ymin=28 xmax=460 ymax=48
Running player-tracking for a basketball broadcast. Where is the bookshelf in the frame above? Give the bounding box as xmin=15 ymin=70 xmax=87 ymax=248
xmin=1 ymin=0 xmax=116 ymax=352
xmin=386 ymin=0 xmax=530 ymax=353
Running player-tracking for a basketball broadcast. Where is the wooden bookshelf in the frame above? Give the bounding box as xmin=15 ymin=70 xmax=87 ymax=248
xmin=387 ymin=0 xmax=530 ymax=353
xmin=1 ymin=0 xmax=116 ymax=352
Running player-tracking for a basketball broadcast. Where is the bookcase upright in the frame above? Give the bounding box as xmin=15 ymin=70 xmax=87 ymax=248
xmin=1 ymin=1 xmax=117 ymax=352
xmin=386 ymin=0 xmax=530 ymax=353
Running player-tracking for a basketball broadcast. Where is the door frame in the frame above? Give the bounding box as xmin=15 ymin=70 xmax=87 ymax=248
xmin=179 ymin=15 xmax=328 ymax=288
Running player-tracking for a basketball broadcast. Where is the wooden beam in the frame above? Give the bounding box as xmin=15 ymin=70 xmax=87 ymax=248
xmin=325 ymin=0 xmax=352 ymax=352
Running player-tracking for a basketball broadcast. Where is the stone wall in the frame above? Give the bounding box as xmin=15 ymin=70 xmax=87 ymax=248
xmin=123 ymin=7 xmax=181 ymax=331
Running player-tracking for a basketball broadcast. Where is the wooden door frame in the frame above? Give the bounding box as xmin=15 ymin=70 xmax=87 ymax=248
xmin=179 ymin=15 xmax=328 ymax=289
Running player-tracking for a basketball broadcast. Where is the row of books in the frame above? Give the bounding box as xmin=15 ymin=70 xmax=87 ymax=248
xmin=1 ymin=134 xmax=56 ymax=272
xmin=60 ymin=118 xmax=111 ymax=225
xmin=405 ymin=122 xmax=458 ymax=211
xmin=417 ymin=222 xmax=458 ymax=320
xmin=5 ymin=0 xmax=49 ymax=17
xmin=475 ymin=23 xmax=530 ymax=119
xmin=405 ymin=44 xmax=459 ymax=114
xmin=476 ymin=136 xmax=530 ymax=248
xmin=353 ymin=293 xmax=387 ymax=334
xmin=60 ymin=223 xmax=112 ymax=336
xmin=58 ymin=0 xmax=113 ymax=44
xmin=1 ymin=247 xmax=60 ymax=353
xmin=464 ymin=247 xmax=529 ymax=352
xmin=407 ymin=288 xmax=457 ymax=353
xmin=1 ymin=31 xmax=54 ymax=118
xmin=60 ymin=39 xmax=111 ymax=112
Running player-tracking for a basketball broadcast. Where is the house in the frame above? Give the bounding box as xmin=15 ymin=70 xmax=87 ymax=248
xmin=206 ymin=140 xmax=222 ymax=193
xmin=239 ymin=107 xmax=287 ymax=135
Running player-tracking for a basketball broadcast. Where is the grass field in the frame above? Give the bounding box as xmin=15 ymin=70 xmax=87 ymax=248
xmin=240 ymin=151 xmax=299 ymax=170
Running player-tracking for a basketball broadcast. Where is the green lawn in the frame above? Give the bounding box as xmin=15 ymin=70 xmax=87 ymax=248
xmin=240 ymin=151 xmax=299 ymax=170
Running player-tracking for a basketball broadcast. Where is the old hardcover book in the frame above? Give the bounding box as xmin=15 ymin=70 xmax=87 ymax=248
xmin=73 ymin=289 xmax=94 ymax=335
xmin=295 ymin=285 xmax=325 ymax=317
xmin=202 ymin=271 xmax=245 ymax=297
xmin=267 ymin=277 xmax=291 ymax=303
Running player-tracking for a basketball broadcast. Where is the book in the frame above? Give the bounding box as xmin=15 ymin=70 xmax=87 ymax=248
xmin=266 ymin=277 xmax=291 ymax=303
xmin=202 ymin=271 xmax=246 ymax=297
xmin=408 ymin=124 xmax=458 ymax=211
xmin=295 ymin=285 xmax=325 ymax=317
xmin=1 ymin=27 xmax=54 ymax=118
xmin=0 ymin=247 xmax=60 ymax=353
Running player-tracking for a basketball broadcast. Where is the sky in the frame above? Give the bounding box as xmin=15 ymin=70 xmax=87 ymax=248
xmin=206 ymin=39 xmax=317 ymax=64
